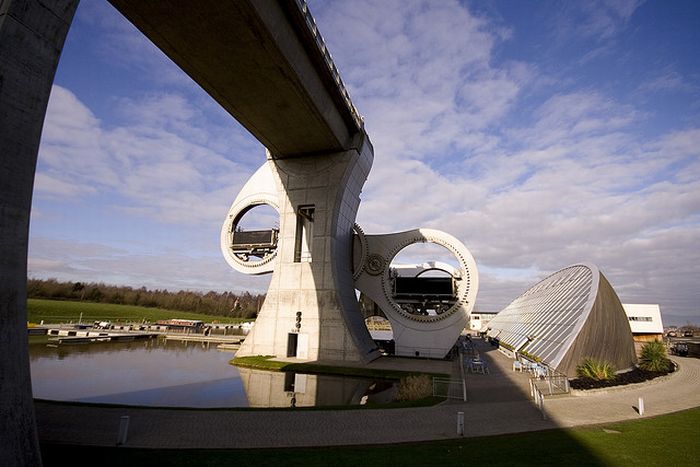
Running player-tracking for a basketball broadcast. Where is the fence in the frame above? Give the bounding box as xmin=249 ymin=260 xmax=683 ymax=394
xmin=528 ymin=365 xmax=570 ymax=397
xmin=527 ymin=364 xmax=570 ymax=420
xmin=529 ymin=380 xmax=547 ymax=420
xmin=433 ymin=377 xmax=466 ymax=401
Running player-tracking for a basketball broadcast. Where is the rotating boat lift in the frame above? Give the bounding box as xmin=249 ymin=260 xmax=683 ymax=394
xmin=221 ymin=161 xmax=479 ymax=360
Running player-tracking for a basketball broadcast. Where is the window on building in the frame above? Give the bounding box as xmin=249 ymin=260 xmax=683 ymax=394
xmin=294 ymin=205 xmax=314 ymax=262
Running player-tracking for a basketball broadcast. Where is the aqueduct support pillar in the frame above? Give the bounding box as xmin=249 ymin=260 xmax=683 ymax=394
xmin=223 ymin=136 xmax=380 ymax=363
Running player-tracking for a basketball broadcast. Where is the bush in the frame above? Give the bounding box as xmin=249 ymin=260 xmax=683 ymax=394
xmin=395 ymin=375 xmax=433 ymax=401
xmin=639 ymin=340 xmax=672 ymax=372
xmin=576 ymin=358 xmax=615 ymax=381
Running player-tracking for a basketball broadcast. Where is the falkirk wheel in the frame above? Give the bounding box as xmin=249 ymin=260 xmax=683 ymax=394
xmin=221 ymin=151 xmax=479 ymax=361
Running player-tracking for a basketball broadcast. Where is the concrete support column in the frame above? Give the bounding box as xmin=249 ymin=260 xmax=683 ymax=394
xmin=236 ymin=137 xmax=379 ymax=363
xmin=0 ymin=1 xmax=78 ymax=465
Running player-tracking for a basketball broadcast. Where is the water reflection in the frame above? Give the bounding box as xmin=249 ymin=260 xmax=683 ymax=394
xmin=29 ymin=337 xmax=397 ymax=408
xmin=238 ymin=368 xmax=396 ymax=408
xmin=29 ymin=337 xmax=247 ymax=408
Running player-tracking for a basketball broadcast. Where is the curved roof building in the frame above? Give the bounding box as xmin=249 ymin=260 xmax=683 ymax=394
xmin=486 ymin=263 xmax=637 ymax=376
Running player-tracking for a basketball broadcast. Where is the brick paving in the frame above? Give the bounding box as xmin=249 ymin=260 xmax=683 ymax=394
xmin=35 ymin=337 xmax=700 ymax=449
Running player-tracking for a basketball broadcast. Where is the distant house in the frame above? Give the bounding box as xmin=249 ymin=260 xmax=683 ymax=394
xmin=622 ymin=304 xmax=664 ymax=355
xmin=468 ymin=312 xmax=497 ymax=332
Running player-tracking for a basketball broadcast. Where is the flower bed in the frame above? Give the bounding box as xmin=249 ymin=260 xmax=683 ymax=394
xmin=570 ymin=365 xmax=675 ymax=390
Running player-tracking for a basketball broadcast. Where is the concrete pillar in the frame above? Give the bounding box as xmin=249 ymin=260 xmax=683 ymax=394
xmin=235 ymin=136 xmax=380 ymax=362
xmin=0 ymin=1 xmax=78 ymax=465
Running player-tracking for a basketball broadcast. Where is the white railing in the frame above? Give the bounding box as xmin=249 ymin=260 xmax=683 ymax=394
xmin=529 ymin=379 xmax=547 ymax=420
xmin=525 ymin=362 xmax=570 ymax=420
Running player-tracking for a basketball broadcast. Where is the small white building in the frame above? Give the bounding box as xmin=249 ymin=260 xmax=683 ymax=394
xmin=469 ymin=312 xmax=498 ymax=332
xmin=622 ymin=303 xmax=664 ymax=354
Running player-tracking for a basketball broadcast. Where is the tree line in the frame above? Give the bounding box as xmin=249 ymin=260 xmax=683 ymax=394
xmin=27 ymin=278 xmax=265 ymax=319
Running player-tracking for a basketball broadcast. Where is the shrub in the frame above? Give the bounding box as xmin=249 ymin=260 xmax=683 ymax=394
xmin=395 ymin=375 xmax=433 ymax=401
xmin=576 ymin=358 xmax=615 ymax=381
xmin=639 ymin=340 xmax=672 ymax=372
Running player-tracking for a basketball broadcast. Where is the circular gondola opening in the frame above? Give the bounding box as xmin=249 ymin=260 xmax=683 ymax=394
xmin=389 ymin=243 xmax=462 ymax=318
xmin=230 ymin=203 xmax=279 ymax=263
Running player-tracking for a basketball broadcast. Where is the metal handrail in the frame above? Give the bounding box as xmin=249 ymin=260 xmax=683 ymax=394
xmin=525 ymin=361 xmax=570 ymax=396
xmin=292 ymin=0 xmax=364 ymax=130
xmin=529 ymin=379 xmax=547 ymax=420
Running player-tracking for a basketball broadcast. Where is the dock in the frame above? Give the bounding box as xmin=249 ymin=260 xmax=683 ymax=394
xmin=45 ymin=328 xmax=159 ymax=345
xmin=31 ymin=323 xmax=248 ymax=346
xmin=164 ymin=334 xmax=245 ymax=345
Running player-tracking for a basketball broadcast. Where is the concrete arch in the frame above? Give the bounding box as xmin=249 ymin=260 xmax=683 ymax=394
xmin=0 ymin=1 xmax=79 ymax=465
xmin=353 ymin=228 xmax=479 ymax=358
xmin=220 ymin=162 xmax=280 ymax=275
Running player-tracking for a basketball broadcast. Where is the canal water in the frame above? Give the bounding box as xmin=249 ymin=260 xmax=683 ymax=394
xmin=28 ymin=337 xmax=396 ymax=408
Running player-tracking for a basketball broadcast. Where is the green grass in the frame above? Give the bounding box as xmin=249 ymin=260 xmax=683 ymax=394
xmin=27 ymin=298 xmax=245 ymax=324
xmin=39 ymin=407 xmax=700 ymax=466
xmin=232 ymin=355 xmax=449 ymax=380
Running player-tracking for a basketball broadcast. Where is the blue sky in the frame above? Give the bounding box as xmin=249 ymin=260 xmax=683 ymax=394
xmin=30 ymin=0 xmax=700 ymax=324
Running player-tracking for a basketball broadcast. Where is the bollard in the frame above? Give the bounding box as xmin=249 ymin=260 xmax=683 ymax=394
xmin=457 ymin=411 xmax=464 ymax=436
xmin=117 ymin=415 xmax=130 ymax=446
xmin=538 ymin=392 xmax=547 ymax=420
xmin=638 ymin=397 xmax=644 ymax=416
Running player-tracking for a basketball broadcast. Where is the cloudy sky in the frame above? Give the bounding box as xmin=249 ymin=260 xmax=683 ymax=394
xmin=30 ymin=0 xmax=700 ymax=325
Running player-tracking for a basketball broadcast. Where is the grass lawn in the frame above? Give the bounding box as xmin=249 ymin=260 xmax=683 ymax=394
xmin=40 ymin=407 xmax=700 ymax=466
xmin=27 ymin=298 xmax=245 ymax=324
xmin=232 ymin=355 xmax=449 ymax=380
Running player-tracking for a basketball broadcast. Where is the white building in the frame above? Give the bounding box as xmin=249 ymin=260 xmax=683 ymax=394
xmin=469 ymin=312 xmax=497 ymax=332
xmin=622 ymin=304 xmax=664 ymax=354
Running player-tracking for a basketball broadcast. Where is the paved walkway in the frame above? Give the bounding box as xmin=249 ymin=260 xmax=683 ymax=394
xmin=35 ymin=338 xmax=700 ymax=449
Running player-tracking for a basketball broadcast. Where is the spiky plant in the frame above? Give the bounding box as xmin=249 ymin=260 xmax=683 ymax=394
xmin=639 ymin=340 xmax=672 ymax=372
xmin=395 ymin=375 xmax=433 ymax=401
xmin=576 ymin=358 xmax=615 ymax=381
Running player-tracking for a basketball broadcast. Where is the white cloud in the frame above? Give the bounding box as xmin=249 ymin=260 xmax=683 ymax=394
xmin=553 ymin=0 xmax=644 ymax=42
xmin=37 ymin=85 xmax=260 ymax=226
xmin=312 ymin=0 xmax=528 ymax=162
xmin=28 ymin=237 xmax=271 ymax=294
xmin=33 ymin=173 xmax=96 ymax=197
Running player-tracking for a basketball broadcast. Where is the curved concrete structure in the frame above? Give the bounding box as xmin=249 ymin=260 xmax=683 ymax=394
xmin=228 ymin=142 xmax=380 ymax=362
xmin=0 ymin=1 xmax=78 ymax=465
xmin=486 ymin=263 xmax=637 ymax=376
xmin=222 ymin=162 xmax=480 ymax=361
xmin=353 ymin=229 xmax=479 ymax=358
xmin=221 ymin=162 xmax=280 ymax=276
